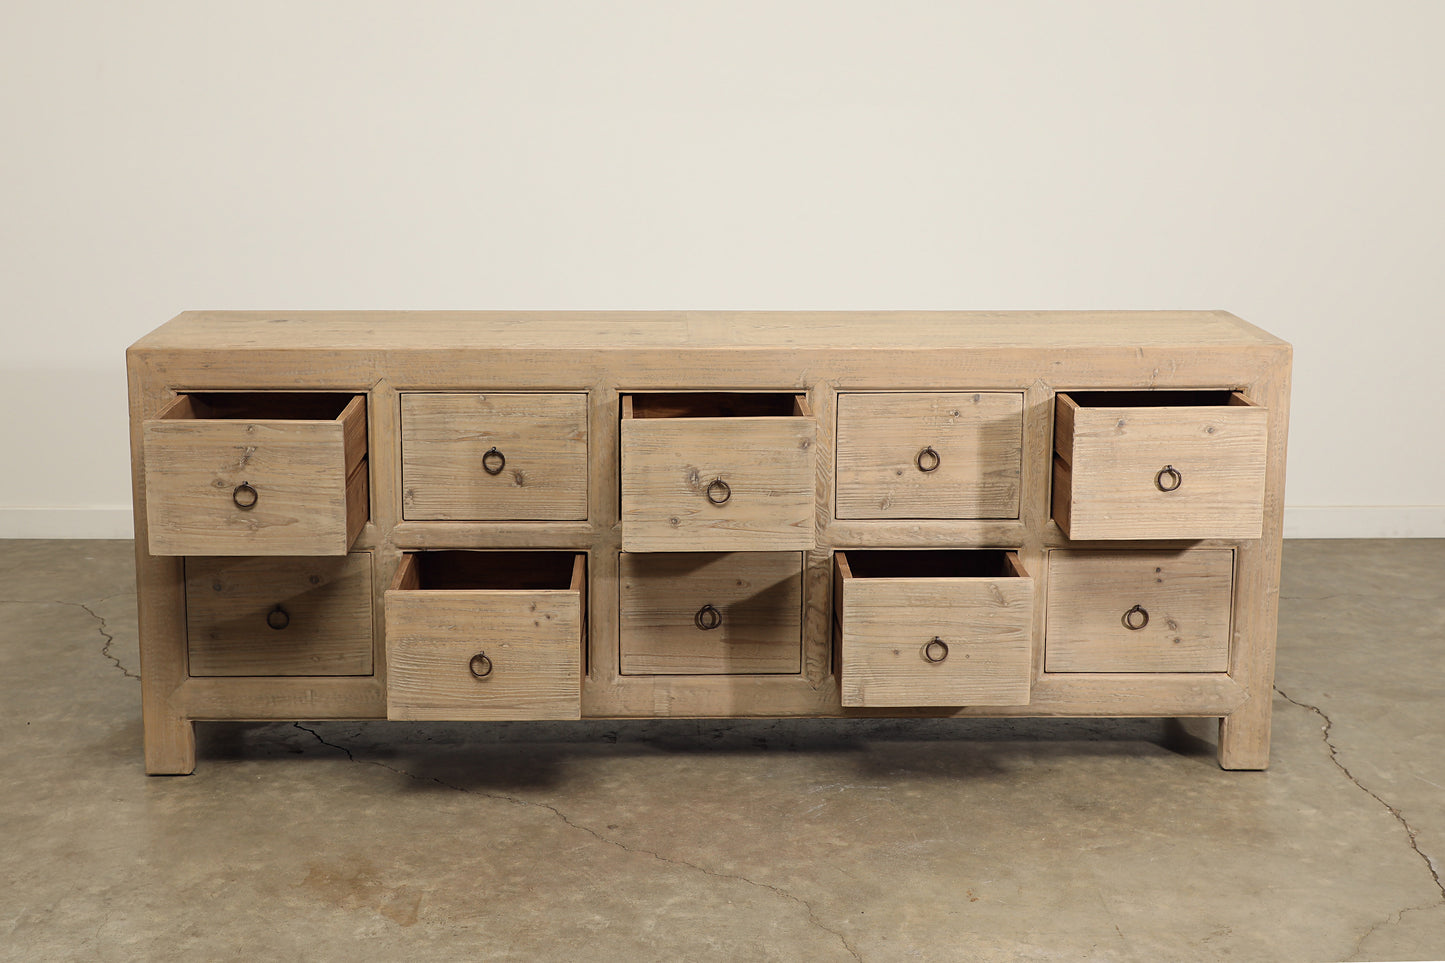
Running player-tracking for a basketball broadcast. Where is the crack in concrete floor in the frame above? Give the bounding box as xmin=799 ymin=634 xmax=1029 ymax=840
xmin=1274 ymin=685 xmax=1445 ymax=957
xmin=1 ymin=595 xmax=140 ymax=681
xmin=58 ymin=570 xmax=1440 ymax=960
xmin=80 ymin=601 xmax=140 ymax=682
xmin=293 ymin=722 xmax=864 ymax=961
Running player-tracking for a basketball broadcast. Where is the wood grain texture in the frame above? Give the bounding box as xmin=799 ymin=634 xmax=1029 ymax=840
xmin=619 ymin=552 xmax=803 ymax=674
xmin=835 ymin=392 xmax=1023 ymax=519
xmin=836 ymin=551 xmax=1033 ymax=707
xmin=132 ymin=310 xmax=1287 ymax=353
xmin=1045 ymin=549 xmax=1234 ymax=672
xmin=130 ymin=363 xmax=196 ymax=773
xmin=125 ymin=311 xmax=1291 ymax=774
xmin=176 ymin=676 xmax=385 ymax=720
xmin=1219 ymin=356 xmax=1292 ymax=769
xmin=143 ymin=393 xmax=367 ymax=556
xmin=385 ymin=553 xmax=584 ymax=720
xmin=400 ymin=392 xmax=587 ymax=520
xmin=1053 ymin=391 xmax=1267 ymax=540
xmin=621 ymin=403 xmax=816 ymax=552
xmin=185 ymin=553 xmax=373 ymax=676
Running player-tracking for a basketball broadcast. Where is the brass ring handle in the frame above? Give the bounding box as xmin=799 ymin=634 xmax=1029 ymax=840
xmin=916 ymin=446 xmax=941 ymax=473
xmin=694 ymin=603 xmax=723 ymax=631
xmin=923 ymin=637 xmax=950 ymax=663
xmin=469 ymin=652 xmax=494 ymax=678
xmin=1122 ymin=604 xmax=1150 ymax=630
xmin=233 ymin=482 xmax=258 ymax=510
xmin=1155 ymin=465 xmax=1182 ymax=492
xmin=705 ymin=478 xmax=731 ymax=505
xmin=266 ymin=605 xmax=290 ymax=630
xmin=482 ymin=447 xmax=506 ymax=476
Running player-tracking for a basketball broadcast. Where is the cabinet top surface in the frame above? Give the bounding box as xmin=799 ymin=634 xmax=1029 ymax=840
xmin=130 ymin=310 xmax=1287 ymax=354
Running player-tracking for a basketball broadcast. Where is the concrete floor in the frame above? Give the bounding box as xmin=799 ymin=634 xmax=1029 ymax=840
xmin=1 ymin=540 xmax=1441 ymax=962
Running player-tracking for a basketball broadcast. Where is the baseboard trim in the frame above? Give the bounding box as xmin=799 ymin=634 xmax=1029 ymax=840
xmin=1 ymin=505 xmax=1442 ymax=540
xmin=1283 ymin=506 xmax=1445 ymax=538
xmin=0 ymin=507 xmax=135 ymax=539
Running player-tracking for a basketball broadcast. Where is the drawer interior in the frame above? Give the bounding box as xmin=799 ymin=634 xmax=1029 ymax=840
xmin=1060 ymin=389 xmax=1251 ymax=410
xmin=835 ymin=548 xmax=1034 ymax=708
xmin=392 ymin=551 xmax=584 ymax=592
xmin=160 ymin=392 xmax=362 ymax=422
xmin=623 ymin=392 xmax=810 ymax=419
xmin=841 ymin=548 xmax=1027 ymax=580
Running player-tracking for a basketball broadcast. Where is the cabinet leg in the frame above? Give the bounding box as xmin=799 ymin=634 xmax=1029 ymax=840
xmin=1217 ymin=696 xmax=1272 ymax=770
xmin=144 ymin=707 xmax=196 ymax=775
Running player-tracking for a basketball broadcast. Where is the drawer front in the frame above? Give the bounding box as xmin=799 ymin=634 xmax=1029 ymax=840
xmin=1053 ymin=391 xmax=1267 ymax=540
xmin=836 ymin=552 xmax=1033 ymax=707
xmin=400 ymin=393 xmax=588 ymax=520
xmin=143 ymin=394 xmax=368 ymax=556
xmin=1045 ymin=549 xmax=1233 ymax=672
xmin=836 ymin=392 xmax=1023 ymax=519
xmin=619 ymin=552 xmax=802 ymax=674
xmin=185 ymin=553 xmax=373 ymax=676
xmin=385 ymin=554 xmax=584 ymax=720
xmin=621 ymin=407 xmax=815 ymax=552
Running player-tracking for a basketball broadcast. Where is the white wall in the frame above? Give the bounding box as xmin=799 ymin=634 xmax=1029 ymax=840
xmin=3 ymin=1 xmax=1442 ymax=538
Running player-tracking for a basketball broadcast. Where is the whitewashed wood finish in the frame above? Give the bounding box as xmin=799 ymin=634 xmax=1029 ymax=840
xmin=1053 ymin=392 xmax=1267 ymax=540
xmin=1045 ymin=549 xmax=1234 ymax=673
xmin=620 ymin=398 xmax=816 ymax=551
xmin=185 ymin=553 xmax=373 ymax=676
xmin=126 ymin=311 xmax=1290 ymax=774
xmin=619 ymin=552 xmax=803 ymax=675
xmin=143 ymin=394 xmax=367 ymax=556
xmin=835 ymin=552 xmax=1033 ymax=707
xmin=835 ymin=392 xmax=1023 ymax=519
xmin=133 ymin=311 xmax=1285 ymax=352
xmin=384 ymin=553 xmax=585 ymax=721
xmin=400 ymin=392 xmax=587 ymax=520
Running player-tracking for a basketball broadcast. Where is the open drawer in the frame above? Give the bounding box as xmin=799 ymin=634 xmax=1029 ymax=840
xmin=621 ymin=392 xmax=816 ymax=552
xmin=834 ymin=549 xmax=1034 ymax=707
xmin=1053 ymin=390 xmax=1267 ymax=540
xmin=384 ymin=551 xmax=585 ymax=721
xmin=142 ymin=393 xmax=368 ymax=556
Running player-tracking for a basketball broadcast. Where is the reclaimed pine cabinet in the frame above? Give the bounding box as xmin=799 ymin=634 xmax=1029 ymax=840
xmin=127 ymin=311 xmax=1290 ymax=774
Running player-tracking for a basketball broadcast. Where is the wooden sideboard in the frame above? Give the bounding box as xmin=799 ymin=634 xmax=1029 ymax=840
xmin=126 ymin=311 xmax=1291 ymax=774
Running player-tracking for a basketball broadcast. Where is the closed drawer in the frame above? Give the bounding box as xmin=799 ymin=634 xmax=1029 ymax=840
xmin=1053 ymin=390 xmax=1267 ymax=540
xmin=1045 ymin=549 xmax=1234 ymax=672
xmin=385 ymin=551 xmax=585 ymax=720
xmin=143 ymin=393 xmax=368 ymax=556
xmin=621 ymin=393 xmax=815 ymax=552
xmin=185 ymin=553 xmax=373 ymax=677
xmin=835 ymin=550 xmax=1033 ymax=707
xmin=400 ymin=392 xmax=588 ymax=520
xmin=836 ymin=392 xmax=1023 ymax=519
xmin=619 ymin=552 xmax=802 ymax=675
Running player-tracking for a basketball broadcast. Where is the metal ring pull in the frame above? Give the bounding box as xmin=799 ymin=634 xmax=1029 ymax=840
xmin=266 ymin=605 xmax=290 ymax=631
xmin=923 ymin=637 xmax=950 ymax=663
xmin=482 ymin=447 xmax=506 ymax=476
xmin=916 ymin=446 xmax=941 ymax=473
xmin=694 ymin=603 xmax=723 ymax=631
xmin=469 ymin=652 xmax=494 ymax=678
xmin=232 ymin=482 xmax=258 ymax=510
xmin=1155 ymin=465 xmax=1182 ymax=492
xmin=1122 ymin=604 xmax=1150 ymax=631
xmin=705 ymin=478 xmax=731 ymax=505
